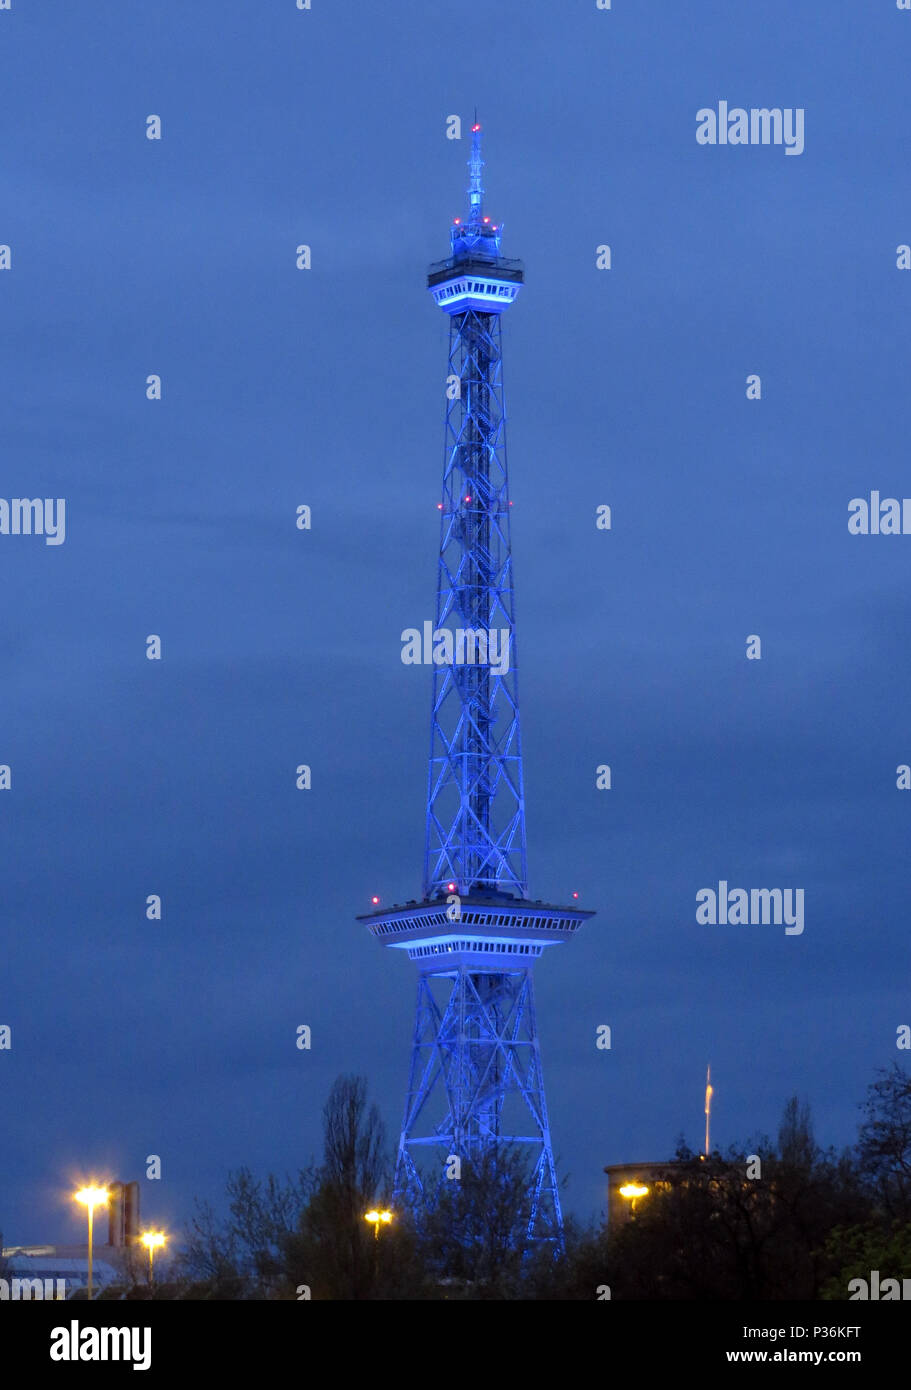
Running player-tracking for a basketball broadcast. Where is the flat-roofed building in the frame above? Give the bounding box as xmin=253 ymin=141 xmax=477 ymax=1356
xmin=604 ymin=1160 xmax=681 ymax=1230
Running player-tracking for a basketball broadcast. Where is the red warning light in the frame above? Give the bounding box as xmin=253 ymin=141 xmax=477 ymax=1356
xmin=454 ymin=217 xmax=461 ymax=224
xmin=437 ymin=502 xmax=443 ymax=510
xmin=482 ymin=217 xmax=490 ymax=224
xmin=464 ymin=496 xmax=472 ymax=503
xmin=472 ymin=124 xmax=481 ymax=133
xmin=572 ymin=891 xmax=579 ymax=900
xmin=371 ymin=896 xmax=380 ymax=905
xmin=447 ymin=882 xmax=456 ymax=892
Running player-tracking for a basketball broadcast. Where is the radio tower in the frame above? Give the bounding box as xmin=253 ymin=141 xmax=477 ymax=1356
xmin=359 ymin=122 xmax=593 ymax=1250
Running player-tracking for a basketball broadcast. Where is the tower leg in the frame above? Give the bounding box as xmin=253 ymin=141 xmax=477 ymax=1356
xmin=394 ymin=965 xmax=564 ymax=1252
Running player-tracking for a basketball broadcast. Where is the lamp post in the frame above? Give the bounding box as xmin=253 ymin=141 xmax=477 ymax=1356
xmin=364 ymin=1208 xmax=393 ymax=1290
xmin=618 ymin=1181 xmax=649 ymax=1216
xmin=74 ymin=1187 xmax=110 ymax=1302
xmin=140 ymin=1232 xmax=166 ymax=1287
xmin=364 ymin=1209 xmax=393 ymax=1241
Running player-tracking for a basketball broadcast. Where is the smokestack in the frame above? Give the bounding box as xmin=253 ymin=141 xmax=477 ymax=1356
xmin=108 ymin=1182 xmax=125 ymax=1246
xmin=124 ymin=1182 xmax=140 ymax=1245
xmin=107 ymin=1181 xmax=140 ymax=1246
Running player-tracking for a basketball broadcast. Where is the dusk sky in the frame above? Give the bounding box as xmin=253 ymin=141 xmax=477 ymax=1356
xmin=3 ymin=0 xmax=910 ymax=1246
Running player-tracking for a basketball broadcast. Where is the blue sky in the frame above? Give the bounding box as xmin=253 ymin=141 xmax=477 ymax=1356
xmin=2 ymin=0 xmax=910 ymax=1245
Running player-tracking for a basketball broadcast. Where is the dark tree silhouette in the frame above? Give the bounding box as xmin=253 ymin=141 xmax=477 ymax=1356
xmin=856 ymin=1062 xmax=911 ymax=1221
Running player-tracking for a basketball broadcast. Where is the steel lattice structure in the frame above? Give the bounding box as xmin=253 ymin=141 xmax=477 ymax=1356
xmin=359 ymin=124 xmax=593 ymax=1254
xmin=424 ymin=306 xmax=526 ymax=898
xmin=398 ymin=962 xmax=559 ymax=1240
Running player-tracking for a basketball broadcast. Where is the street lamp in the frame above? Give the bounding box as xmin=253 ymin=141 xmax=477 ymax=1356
xmin=140 ymin=1232 xmax=166 ymax=1287
xmin=74 ymin=1186 xmax=110 ymax=1302
xmin=618 ymin=1181 xmax=649 ymax=1215
xmin=364 ymin=1209 xmax=393 ymax=1240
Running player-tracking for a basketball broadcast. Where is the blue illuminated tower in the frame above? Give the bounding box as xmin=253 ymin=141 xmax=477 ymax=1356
xmin=359 ymin=123 xmax=593 ymax=1250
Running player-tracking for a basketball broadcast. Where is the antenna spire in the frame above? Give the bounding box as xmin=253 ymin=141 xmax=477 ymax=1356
xmin=704 ymin=1064 xmax=714 ymax=1156
xmin=467 ymin=115 xmax=484 ymax=226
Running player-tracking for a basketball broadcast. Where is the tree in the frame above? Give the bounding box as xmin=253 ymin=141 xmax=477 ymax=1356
xmin=180 ymin=1075 xmax=410 ymax=1299
xmin=280 ymin=1075 xmax=422 ymax=1299
xmin=604 ymin=1103 xmax=871 ymax=1300
xmin=817 ymin=1062 xmax=911 ymax=1297
xmin=820 ymin=1220 xmax=911 ymax=1299
xmin=180 ymin=1167 xmax=315 ymax=1298
xmin=321 ymin=1074 xmax=387 ymax=1201
xmin=416 ymin=1146 xmax=536 ymax=1298
xmin=778 ymin=1095 xmax=816 ymax=1169
xmin=856 ymin=1062 xmax=911 ymax=1221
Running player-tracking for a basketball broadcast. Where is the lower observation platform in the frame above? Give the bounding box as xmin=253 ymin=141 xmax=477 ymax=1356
xmin=357 ymin=895 xmax=594 ymax=971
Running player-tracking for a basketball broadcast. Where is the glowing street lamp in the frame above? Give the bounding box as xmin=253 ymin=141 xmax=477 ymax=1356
xmin=140 ymin=1231 xmax=166 ymax=1286
xmin=74 ymin=1187 xmax=110 ymax=1302
xmin=364 ymin=1209 xmax=393 ymax=1240
xmin=618 ymin=1181 xmax=649 ymax=1214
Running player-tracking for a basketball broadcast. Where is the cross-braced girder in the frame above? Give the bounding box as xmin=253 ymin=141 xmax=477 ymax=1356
xmin=423 ymin=310 xmax=528 ymax=899
xmin=394 ymin=965 xmax=564 ymax=1249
